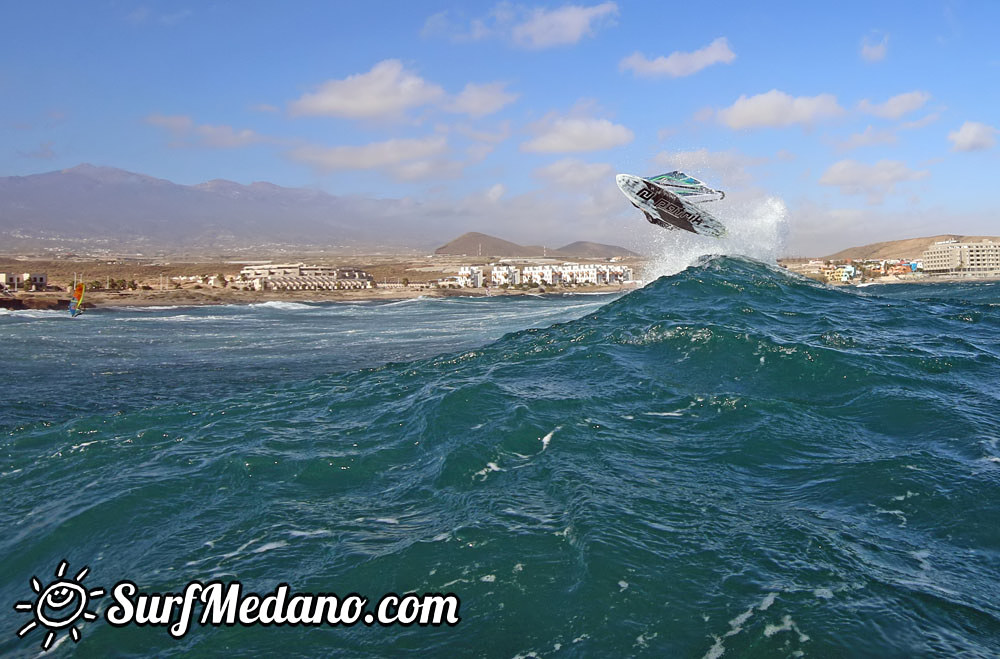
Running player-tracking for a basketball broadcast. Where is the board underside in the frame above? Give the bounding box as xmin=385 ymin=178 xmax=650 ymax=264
xmin=617 ymin=174 xmax=726 ymax=238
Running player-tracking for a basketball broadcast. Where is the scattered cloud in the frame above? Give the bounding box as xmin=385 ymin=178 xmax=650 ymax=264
xmin=16 ymin=141 xmax=56 ymax=159
xmin=486 ymin=183 xmax=506 ymax=202
xmin=195 ymin=124 xmax=267 ymax=148
xmin=288 ymin=136 xmax=448 ymax=172
xmin=535 ymin=158 xmax=613 ymax=186
xmin=390 ymin=157 xmax=466 ymax=182
xmin=289 ymin=60 xmax=444 ymax=120
xmin=127 ymin=7 xmax=193 ymax=26
xmin=454 ymin=120 xmax=512 ymax=144
xmin=446 ymin=82 xmax=519 ymax=117
xmin=422 ymin=2 xmax=618 ymax=49
xmin=147 ymin=113 xmax=194 ymax=134
xmin=252 ymin=103 xmax=280 ymax=113
xmin=901 ymin=112 xmax=940 ymax=130
xmin=717 ymin=90 xmax=843 ymax=129
xmin=835 ymin=125 xmax=898 ymax=151
xmin=857 ymin=91 xmax=930 ymax=119
xmin=819 ymin=159 xmax=929 ymax=203
xmin=860 ymin=32 xmax=888 ymax=61
xmin=619 ymin=37 xmax=735 ymax=78
xmin=146 ymin=114 xmax=266 ymax=148
xmin=653 ymin=148 xmax=767 ymax=185
xmin=948 ymin=121 xmax=997 ymax=151
xmin=289 ymin=60 xmax=518 ymax=121
xmin=513 ymin=2 xmax=618 ymax=48
xmin=521 ymin=114 xmax=633 ymax=153
xmin=692 ymin=106 xmax=714 ymax=122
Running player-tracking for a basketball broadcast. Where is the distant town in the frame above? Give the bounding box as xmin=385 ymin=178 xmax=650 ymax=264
xmin=780 ymin=238 xmax=1000 ymax=284
xmin=2 ymin=235 xmax=998 ymax=310
xmin=0 ymin=257 xmax=639 ymax=296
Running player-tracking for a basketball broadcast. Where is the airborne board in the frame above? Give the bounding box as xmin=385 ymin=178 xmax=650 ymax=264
xmin=616 ymin=172 xmax=726 ymax=238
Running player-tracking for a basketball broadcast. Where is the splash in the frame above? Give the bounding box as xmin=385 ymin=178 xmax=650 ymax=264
xmin=642 ymin=195 xmax=788 ymax=282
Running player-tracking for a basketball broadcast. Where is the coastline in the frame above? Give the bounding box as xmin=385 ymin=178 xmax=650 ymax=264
xmin=1 ymin=283 xmax=636 ymax=311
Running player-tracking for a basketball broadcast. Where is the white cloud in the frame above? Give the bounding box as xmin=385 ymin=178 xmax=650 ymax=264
xmin=836 ymin=125 xmax=898 ymax=151
xmin=948 ymin=121 xmax=997 ymax=151
xmin=455 ymin=121 xmax=512 ymax=144
xmin=146 ymin=113 xmax=194 ymax=134
xmin=860 ymin=33 xmax=888 ymax=61
xmin=521 ymin=115 xmax=633 ymax=153
xmin=17 ymin=141 xmax=56 ymax=159
xmin=512 ymin=2 xmax=618 ymax=49
xmin=535 ymin=158 xmax=613 ymax=186
xmin=486 ymin=183 xmax=506 ymax=202
xmin=819 ymin=159 xmax=929 ymax=203
xmin=421 ymin=6 xmax=507 ymax=42
xmin=146 ymin=114 xmax=265 ymax=148
xmin=424 ymin=3 xmax=618 ymax=49
xmin=389 ymin=158 xmax=465 ymax=182
xmin=127 ymin=7 xmax=192 ymax=25
xmin=619 ymin=37 xmax=735 ymax=78
xmin=653 ymin=148 xmax=766 ymax=185
xmin=288 ymin=136 xmax=448 ymax=171
xmin=196 ymin=125 xmax=264 ymax=148
xmin=901 ymin=112 xmax=940 ymax=130
xmin=446 ymin=82 xmax=519 ymax=117
xmin=289 ymin=60 xmax=444 ymax=119
xmin=717 ymin=90 xmax=843 ymax=129
xmin=857 ymin=91 xmax=930 ymax=119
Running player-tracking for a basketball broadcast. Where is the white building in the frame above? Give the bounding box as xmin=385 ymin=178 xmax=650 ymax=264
xmin=21 ymin=273 xmax=47 ymax=291
xmin=239 ymin=263 xmax=373 ymax=290
xmin=522 ymin=265 xmax=561 ymax=286
xmin=490 ymin=265 xmax=521 ymax=287
xmin=522 ymin=263 xmax=633 ymax=286
xmin=922 ymin=240 xmax=1000 ymax=277
xmin=457 ymin=266 xmax=483 ymax=287
xmin=239 ymin=263 xmax=338 ymax=278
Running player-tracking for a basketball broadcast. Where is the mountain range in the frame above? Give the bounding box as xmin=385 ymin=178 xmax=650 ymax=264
xmin=2 ymin=164 xmax=637 ymax=255
xmin=1 ymin=164 xmax=391 ymax=251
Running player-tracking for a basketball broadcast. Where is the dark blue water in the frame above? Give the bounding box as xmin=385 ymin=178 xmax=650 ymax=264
xmin=2 ymin=257 xmax=998 ymax=657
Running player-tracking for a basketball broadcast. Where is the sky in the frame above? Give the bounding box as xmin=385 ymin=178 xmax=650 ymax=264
xmin=2 ymin=0 xmax=998 ymax=255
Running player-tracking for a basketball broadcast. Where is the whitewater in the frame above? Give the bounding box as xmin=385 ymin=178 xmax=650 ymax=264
xmin=2 ymin=207 xmax=999 ymax=656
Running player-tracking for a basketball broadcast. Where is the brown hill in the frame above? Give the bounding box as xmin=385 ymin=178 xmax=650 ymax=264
xmin=435 ymin=232 xmax=545 ymax=257
xmin=825 ymin=235 xmax=1000 ymax=261
xmin=555 ymin=241 xmax=638 ymax=258
xmin=435 ymin=233 xmax=635 ymax=258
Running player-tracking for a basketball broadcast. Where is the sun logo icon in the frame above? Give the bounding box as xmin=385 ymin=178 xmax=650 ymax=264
xmin=13 ymin=560 xmax=104 ymax=651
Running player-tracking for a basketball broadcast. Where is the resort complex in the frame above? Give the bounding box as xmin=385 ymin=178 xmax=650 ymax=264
xmin=452 ymin=263 xmax=634 ymax=288
xmin=238 ymin=263 xmax=374 ymax=291
xmin=921 ymin=239 xmax=1000 ymax=277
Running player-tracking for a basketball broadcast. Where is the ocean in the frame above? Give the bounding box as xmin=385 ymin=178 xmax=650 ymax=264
xmin=2 ymin=257 xmax=999 ymax=657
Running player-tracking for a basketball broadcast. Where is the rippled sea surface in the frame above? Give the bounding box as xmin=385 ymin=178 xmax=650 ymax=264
xmin=2 ymin=258 xmax=999 ymax=657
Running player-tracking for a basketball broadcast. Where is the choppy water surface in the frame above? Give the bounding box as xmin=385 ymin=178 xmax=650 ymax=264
xmin=2 ymin=258 xmax=999 ymax=657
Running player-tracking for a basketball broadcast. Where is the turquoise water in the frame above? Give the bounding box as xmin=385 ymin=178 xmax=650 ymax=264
xmin=2 ymin=257 xmax=999 ymax=657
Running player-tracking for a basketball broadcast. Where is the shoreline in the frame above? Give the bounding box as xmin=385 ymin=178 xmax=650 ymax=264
xmin=1 ymin=283 xmax=636 ymax=311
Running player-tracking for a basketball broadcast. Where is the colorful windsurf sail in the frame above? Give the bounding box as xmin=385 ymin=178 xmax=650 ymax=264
xmin=69 ymin=283 xmax=85 ymax=317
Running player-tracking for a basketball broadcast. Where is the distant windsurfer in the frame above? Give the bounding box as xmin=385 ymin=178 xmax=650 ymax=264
xmin=69 ymin=283 xmax=85 ymax=317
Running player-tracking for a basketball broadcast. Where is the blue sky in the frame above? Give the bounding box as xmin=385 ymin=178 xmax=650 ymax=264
xmin=2 ymin=1 xmax=997 ymax=254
